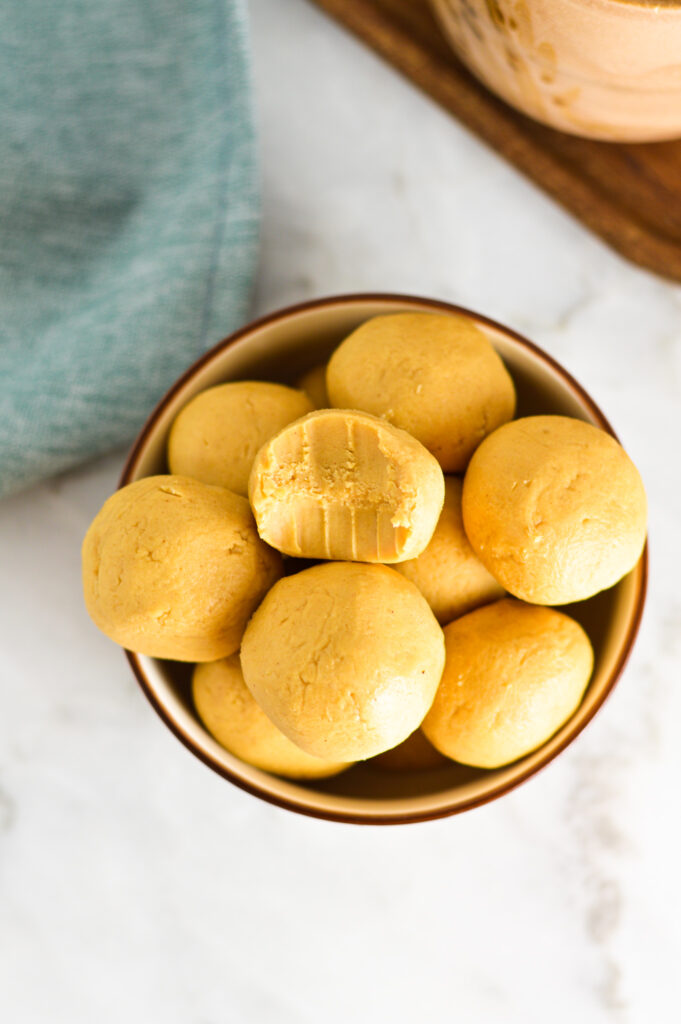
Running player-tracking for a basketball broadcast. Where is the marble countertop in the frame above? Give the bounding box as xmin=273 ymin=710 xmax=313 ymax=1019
xmin=2 ymin=1 xmax=680 ymax=1021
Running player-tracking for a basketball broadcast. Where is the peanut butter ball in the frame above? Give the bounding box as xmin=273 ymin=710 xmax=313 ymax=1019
xmin=82 ymin=475 xmax=282 ymax=661
xmin=462 ymin=416 xmax=647 ymax=605
xmin=422 ymin=599 xmax=593 ymax=769
xmin=248 ymin=409 xmax=445 ymax=562
xmin=296 ymin=363 xmax=329 ymax=409
xmin=193 ymin=656 xmax=350 ymax=779
xmin=167 ymin=381 xmax=313 ymax=496
xmin=394 ymin=476 xmax=504 ymax=624
xmin=326 ymin=312 xmax=516 ymax=471
xmin=371 ymin=729 xmax=448 ymax=772
xmin=240 ymin=562 xmax=445 ymax=761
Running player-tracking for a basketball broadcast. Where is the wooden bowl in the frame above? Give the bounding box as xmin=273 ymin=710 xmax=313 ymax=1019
xmin=120 ymin=293 xmax=647 ymax=824
xmin=431 ymin=0 xmax=681 ymax=142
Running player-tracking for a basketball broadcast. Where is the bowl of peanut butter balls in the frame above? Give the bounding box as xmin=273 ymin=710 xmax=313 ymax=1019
xmin=82 ymin=294 xmax=647 ymax=824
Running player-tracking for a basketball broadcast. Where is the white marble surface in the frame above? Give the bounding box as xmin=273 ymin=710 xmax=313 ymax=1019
xmin=2 ymin=1 xmax=680 ymax=1020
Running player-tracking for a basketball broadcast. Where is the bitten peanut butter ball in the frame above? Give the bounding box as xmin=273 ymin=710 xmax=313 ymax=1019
xmin=193 ymin=656 xmax=350 ymax=779
xmin=326 ymin=312 xmax=516 ymax=471
xmin=462 ymin=416 xmax=648 ymax=605
xmin=422 ymin=599 xmax=593 ymax=769
xmin=248 ymin=409 xmax=445 ymax=562
xmin=240 ymin=562 xmax=446 ymax=761
xmin=167 ymin=381 xmax=313 ymax=496
xmin=394 ymin=476 xmax=504 ymax=624
xmin=82 ymin=475 xmax=282 ymax=661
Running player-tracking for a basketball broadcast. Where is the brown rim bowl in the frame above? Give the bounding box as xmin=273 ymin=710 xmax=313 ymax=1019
xmin=120 ymin=293 xmax=647 ymax=825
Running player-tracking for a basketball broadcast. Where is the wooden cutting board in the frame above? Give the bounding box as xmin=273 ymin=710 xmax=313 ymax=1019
xmin=308 ymin=0 xmax=681 ymax=284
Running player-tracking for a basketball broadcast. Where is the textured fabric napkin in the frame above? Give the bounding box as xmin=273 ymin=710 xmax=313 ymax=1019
xmin=0 ymin=0 xmax=259 ymax=498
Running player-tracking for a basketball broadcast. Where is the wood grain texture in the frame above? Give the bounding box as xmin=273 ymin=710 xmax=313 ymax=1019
xmin=308 ymin=0 xmax=681 ymax=284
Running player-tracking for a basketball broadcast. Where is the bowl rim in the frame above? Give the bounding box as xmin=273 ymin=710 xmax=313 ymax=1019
xmin=119 ymin=291 xmax=648 ymax=825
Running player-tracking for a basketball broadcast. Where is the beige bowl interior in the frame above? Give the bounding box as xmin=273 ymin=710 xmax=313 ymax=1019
xmin=123 ymin=295 xmax=646 ymax=823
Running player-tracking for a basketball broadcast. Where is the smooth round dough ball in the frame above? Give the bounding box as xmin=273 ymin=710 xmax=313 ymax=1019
xmin=371 ymin=729 xmax=448 ymax=772
xmin=82 ymin=475 xmax=282 ymax=661
xmin=240 ymin=562 xmax=445 ymax=761
xmin=394 ymin=476 xmax=505 ymax=624
xmin=462 ymin=416 xmax=648 ymax=605
xmin=193 ymin=656 xmax=350 ymax=779
xmin=168 ymin=381 xmax=313 ymax=496
xmin=422 ymin=599 xmax=593 ymax=769
xmin=249 ymin=409 xmax=445 ymax=563
xmin=326 ymin=312 xmax=516 ymax=472
xmin=296 ymin=363 xmax=329 ymax=409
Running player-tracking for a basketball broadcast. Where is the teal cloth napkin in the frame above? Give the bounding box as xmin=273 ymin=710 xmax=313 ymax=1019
xmin=0 ymin=0 xmax=259 ymax=498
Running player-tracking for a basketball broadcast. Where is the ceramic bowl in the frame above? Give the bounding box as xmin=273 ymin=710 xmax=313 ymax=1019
xmin=120 ymin=293 xmax=647 ymax=824
xmin=431 ymin=0 xmax=681 ymax=141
